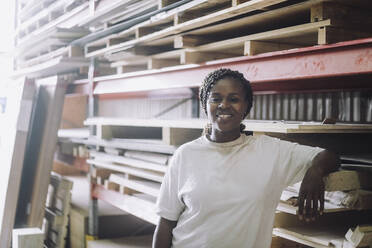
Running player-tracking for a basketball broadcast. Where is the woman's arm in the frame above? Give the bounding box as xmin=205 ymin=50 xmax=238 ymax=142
xmin=153 ymin=217 xmax=177 ymax=248
xmin=298 ymin=150 xmax=340 ymax=221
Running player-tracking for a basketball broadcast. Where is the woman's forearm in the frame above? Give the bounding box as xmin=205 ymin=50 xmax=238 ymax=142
xmin=153 ymin=217 xmax=177 ymax=248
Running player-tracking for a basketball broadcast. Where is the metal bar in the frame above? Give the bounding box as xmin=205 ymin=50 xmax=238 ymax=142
xmin=88 ymin=38 xmax=372 ymax=96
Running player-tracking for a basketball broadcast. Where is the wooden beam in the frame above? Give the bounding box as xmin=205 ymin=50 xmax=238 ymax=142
xmin=244 ymin=40 xmax=299 ymax=56
xmin=147 ymin=58 xmax=179 ymax=69
xmin=318 ymin=26 xmax=372 ymax=45
xmin=162 ymin=127 xmax=202 ymax=146
xmin=174 ymin=35 xmax=210 ymax=48
xmin=181 ymin=51 xmax=232 ymax=64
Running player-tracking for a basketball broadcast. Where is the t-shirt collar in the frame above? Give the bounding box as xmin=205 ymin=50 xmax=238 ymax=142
xmin=202 ymin=133 xmax=245 ymax=147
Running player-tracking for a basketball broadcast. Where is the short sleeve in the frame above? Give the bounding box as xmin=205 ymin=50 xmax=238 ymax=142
xmin=155 ymin=150 xmax=184 ymax=221
xmin=276 ymin=138 xmax=324 ymax=187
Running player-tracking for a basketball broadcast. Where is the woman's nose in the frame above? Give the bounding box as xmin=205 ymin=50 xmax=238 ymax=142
xmin=218 ymin=99 xmax=229 ymax=108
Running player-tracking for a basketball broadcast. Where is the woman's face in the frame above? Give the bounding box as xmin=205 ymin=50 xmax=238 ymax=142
xmin=207 ymin=78 xmax=248 ymax=138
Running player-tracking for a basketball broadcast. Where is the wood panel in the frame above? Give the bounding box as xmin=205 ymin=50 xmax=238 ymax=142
xmin=15 ymin=76 xmax=67 ymax=228
xmin=0 ymin=78 xmax=36 ymax=248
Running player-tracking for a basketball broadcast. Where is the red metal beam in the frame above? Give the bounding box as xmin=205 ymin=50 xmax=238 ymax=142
xmin=80 ymin=38 xmax=372 ymax=97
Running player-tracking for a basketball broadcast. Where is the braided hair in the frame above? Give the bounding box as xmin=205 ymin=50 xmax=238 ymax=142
xmin=199 ymin=68 xmax=253 ymax=135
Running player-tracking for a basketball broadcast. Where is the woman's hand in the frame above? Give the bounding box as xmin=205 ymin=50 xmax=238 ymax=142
xmin=298 ymin=150 xmax=340 ymax=222
xmin=298 ymin=166 xmax=325 ymax=221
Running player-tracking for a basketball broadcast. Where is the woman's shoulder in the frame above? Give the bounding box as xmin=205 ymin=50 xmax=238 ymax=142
xmin=174 ymin=136 xmax=205 ymax=154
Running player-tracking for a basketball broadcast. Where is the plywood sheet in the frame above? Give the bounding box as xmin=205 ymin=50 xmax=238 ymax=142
xmin=15 ymin=76 xmax=67 ymax=228
xmin=0 ymin=78 xmax=35 ymax=248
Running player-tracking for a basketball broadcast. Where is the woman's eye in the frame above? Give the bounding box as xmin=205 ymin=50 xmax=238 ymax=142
xmin=230 ymin=98 xmax=239 ymax=102
xmin=209 ymin=98 xmax=221 ymax=103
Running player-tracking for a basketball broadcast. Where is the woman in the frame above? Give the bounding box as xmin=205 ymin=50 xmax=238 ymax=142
xmin=153 ymin=68 xmax=339 ymax=248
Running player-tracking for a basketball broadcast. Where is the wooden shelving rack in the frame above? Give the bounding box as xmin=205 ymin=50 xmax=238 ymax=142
xmin=12 ymin=0 xmax=372 ymax=247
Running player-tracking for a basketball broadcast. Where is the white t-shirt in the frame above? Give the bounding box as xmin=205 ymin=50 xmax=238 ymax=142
xmin=156 ymin=134 xmax=323 ymax=248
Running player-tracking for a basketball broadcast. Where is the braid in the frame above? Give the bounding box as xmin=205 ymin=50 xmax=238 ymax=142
xmin=199 ymin=68 xmax=253 ymax=134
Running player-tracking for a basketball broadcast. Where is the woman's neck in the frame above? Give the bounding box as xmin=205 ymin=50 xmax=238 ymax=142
xmin=208 ymin=128 xmax=241 ymax=143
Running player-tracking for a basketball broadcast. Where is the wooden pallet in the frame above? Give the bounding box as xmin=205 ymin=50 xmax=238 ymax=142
xmin=16 ymin=0 xmax=79 ymax=38
xmin=13 ymin=56 xmax=89 ymax=79
xmin=80 ymin=0 xmax=159 ymax=28
xmin=17 ymin=46 xmax=85 ymax=70
xmin=84 ymin=0 xmax=291 ymax=58
xmin=90 ymin=0 xmax=372 ymax=74
xmin=16 ymin=1 xmax=90 ymax=48
xmin=15 ymin=27 xmax=88 ymax=61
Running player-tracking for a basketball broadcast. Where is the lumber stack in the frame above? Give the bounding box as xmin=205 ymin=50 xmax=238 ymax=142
xmin=77 ymin=0 xmax=372 ymax=75
xmin=14 ymin=0 xmax=90 ymax=78
xmin=85 ymin=118 xmax=203 ymax=224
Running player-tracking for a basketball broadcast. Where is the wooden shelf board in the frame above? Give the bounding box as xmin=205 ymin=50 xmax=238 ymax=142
xmin=71 ymin=137 xmax=176 ymax=154
xmin=87 ymin=159 xmax=164 ymax=183
xmin=92 ymin=184 xmax=159 ymax=225
xmin=90 ymin=151 xmax=168 ymax=173
xmin=84 ymin=118 xmax=372 ymax=133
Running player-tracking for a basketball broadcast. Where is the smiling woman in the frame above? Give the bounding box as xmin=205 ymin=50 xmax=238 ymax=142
xmin=200 ymin=68 xmax=253 ymax=142
xmin=152 ymin=68 xmax=340 ymax=248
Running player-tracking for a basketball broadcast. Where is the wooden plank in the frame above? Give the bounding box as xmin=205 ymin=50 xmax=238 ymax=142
xmin=73 ymin=136 xmax=177 ymax=154
xmin=93 ymin=184 xmax=159 ymax=225
xmin=0 ymin=78 xmax=35 ymax=248
xmin=85 ymin=118 xmax=372 ymax=133
xmin=147 ymin=57 xmax=179 ymax=69
xmin=123 ymin=150 xmax=170 ymax=165
xmin=12 ymin=228 xmax=43 ymax=248
xmin=88 ymin=159 xmax=164 ymax=183
xmin=60 ymin=94 xmax=87 ymax=129
xmin=162 ymin=126 xmax=202 ymax=145
xmin=174 ymin=35 xmax=211 ymax=48
xmin=90 ymin=151 xmax=167 ymax=173
xmin=87 ymin=235 xmax=152 ymax=248
xmin=15 ymin=76 xmax=67 ymax=229
xmin=273 ymin=227 xmax=345 ymax=248
xmin=58 ymin=128 xmax=89 ymax=138
xmin=318 ymin=26 xmax=372 ymax=45
xmin=17 ymin=2 xmax=89 ymax=48
xmin=109 ymin=174 xmax=161 ymax=197
xmin=244 ymin=40 xmax=299 ymax=56
xmin=12 ymin=56 xmax=90 ymax=79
